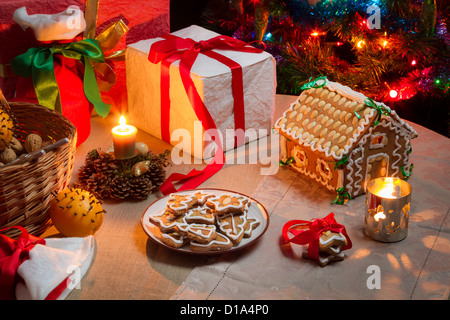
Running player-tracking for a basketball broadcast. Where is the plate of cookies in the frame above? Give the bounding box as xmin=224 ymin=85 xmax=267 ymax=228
xmin=141 ymin=188 xmax=269 ymax=254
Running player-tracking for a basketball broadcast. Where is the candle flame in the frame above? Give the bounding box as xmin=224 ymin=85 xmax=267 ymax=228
xmin=119 ymin=115 xmax=126 ymax=127
xmin=374 ymin=178 xmax=402 ymax=199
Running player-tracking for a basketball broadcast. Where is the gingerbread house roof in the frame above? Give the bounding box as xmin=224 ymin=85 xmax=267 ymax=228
xmin=274 ymin=78 xmax=418 ymax=161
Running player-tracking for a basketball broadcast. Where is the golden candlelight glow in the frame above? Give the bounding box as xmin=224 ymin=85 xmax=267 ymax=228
xmin=112 ymin=115 xmax=136 ymax=136
xmin=373 ymin=177 xmax=401 ymax=199
xmin=119 ymin=115 xmax=126 ymax=127
xmin=374 ymin=210 xmax=386 ymax=222
xmin=112 ymin=115 xmax=137 ymax=159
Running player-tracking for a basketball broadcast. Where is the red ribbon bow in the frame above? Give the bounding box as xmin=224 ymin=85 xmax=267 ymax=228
xmin=148 ymin=34 xmax=262 ymax=195
xmin=0 ymin=227 xmax=46 ymax=300
xmin=282 ymin=213 xmax=352 ymax=261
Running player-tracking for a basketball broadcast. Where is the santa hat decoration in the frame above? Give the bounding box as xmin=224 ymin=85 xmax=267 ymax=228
xmin=0 ymin=226 xmax=95 ymax=300
xmin=13 ymin=5 xmax=86 ymax=42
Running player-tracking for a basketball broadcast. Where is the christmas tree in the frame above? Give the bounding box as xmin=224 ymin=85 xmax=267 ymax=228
xmin=201 ymin=0 xmax=449 ymax=136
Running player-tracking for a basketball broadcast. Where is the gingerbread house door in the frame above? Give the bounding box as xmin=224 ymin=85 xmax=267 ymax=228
xmin=364 ymin=154 xmax=389 ymax=191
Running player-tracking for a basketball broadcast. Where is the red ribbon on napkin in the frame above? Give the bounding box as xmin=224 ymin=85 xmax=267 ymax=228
xmin=0 ymin=226 xmax=45 ymax=300
xmin=148 ymin=34 xmax=262 ymax=195
xmin=282 ymin=213 xmax=352 ymax=261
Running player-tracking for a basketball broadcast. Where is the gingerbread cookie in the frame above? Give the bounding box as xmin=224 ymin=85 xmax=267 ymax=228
xmin=206 ymin=193 xmax=250 ymax=215
xmin=160 ymin=232 xmax=189 ymax=248
xmin=184 ymin=205 xmax=216 ymax=225
xmin=243 ymin=217 xmax=261 ymax=238
xmin=318 ymin=230 xmax=348 ymax=252
xmin=302 ymin=250 xmax=345 ymax=267
xmin=216 ymin=212 xmax=248 ymax=245
xmin=190 ymin=233 xmax=233 ymax=252
xmin=151 ymin=191 xmax=261 ymax=252
xmin=185 ymin=224 xmax=217 ymax=244
xmin=193 ymin=191 xmax=214 ymax=206
xmin=167 ymin=193 xmax=198 ymax=215
xmin=149 ymin=210 xmax=189 ymax=234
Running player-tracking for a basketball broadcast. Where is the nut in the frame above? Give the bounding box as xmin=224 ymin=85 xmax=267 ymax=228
xmin=9 ymin=137 xmax=24 ymax=155
xmin=25 ymin=133 xmax=42 ymax=153
xmin=0 ymin=148 xmax=17 ymax=163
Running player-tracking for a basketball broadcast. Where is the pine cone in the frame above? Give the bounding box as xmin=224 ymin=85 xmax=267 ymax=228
xmin=144 ymin=165 xmax=166 ymax=188
xmin=78 ymin=151 xmax=98 ymax=184
xmin=109 ymin=175 xmax=130 ymax=200
xmin=84 ymin=172 xmax=111 ymax=199
xmin=94 ymin=151 xmax=117 ymax=178
xmin=129 ymin=176 xmax=154 ymax=199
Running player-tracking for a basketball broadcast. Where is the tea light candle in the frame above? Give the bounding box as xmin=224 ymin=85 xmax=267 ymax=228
xmin=365 ymin=177 xmax=412 ymax=242
xmin=112 ymin=115 xmax=137 ymax=159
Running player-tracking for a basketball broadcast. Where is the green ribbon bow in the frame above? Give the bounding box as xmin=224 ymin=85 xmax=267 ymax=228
xmin=279 ymin=156 xmax=294 ymax=167
xmin=301 ymin=76 xmax=328 ymax=90
xmin=10 ymin=38 xmax=110 ymax=118
xmin=329 ymin=155 xmax=348 ymax=170
xmin=331 ymin=187 xmax=352 ymax=205
xmin=401 ymin=164 xmax=414 ymax=180
xmin=354 ymin=97 xmax=391 ymax=126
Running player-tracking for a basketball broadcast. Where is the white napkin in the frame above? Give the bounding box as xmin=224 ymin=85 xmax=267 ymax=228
xmin=15 ymin=236 xmax=96 ymax=300
xmin=13 ymin=5 xmax=86 ymax=42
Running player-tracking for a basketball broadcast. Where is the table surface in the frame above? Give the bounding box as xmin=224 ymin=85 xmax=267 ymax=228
xmin=41 ymin=94 xmax=450 ymax=300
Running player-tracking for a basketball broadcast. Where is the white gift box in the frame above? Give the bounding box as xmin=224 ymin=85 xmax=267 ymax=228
xmin=126 ymin=25 xmax=276 ymax=159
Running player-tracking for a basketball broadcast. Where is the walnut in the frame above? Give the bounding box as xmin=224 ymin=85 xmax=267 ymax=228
xmin=25 ymin=133 xmax=42 ymax=153
xmin=0 ymin=148 xmax=17 ymax=163
xmin=9 ymin=137 xmax=24 ymax=155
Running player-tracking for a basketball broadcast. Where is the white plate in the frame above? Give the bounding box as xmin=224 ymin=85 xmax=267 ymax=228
xmin=141 ymin=188 xmax=269 ymax=255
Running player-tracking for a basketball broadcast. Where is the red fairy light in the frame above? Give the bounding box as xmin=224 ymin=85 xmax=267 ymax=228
xmin=389 ymin=89 xmax=398 ymax=98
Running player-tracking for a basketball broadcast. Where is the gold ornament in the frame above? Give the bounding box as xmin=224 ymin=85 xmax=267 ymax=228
xmin=49 ymin=188 xmax=105 ymax=237
xmin=131 ymin=160 xmax=150 ymax=177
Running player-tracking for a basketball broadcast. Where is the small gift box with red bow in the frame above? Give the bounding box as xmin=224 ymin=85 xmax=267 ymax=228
xmin=282 ymin=213 xmax=352 ymax=267
xmin=126 ymin=25 xmax=277 ymax=160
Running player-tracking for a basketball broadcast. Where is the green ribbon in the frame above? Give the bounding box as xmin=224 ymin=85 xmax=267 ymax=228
xmin=329 ymin=155 xmax=348 ymax=169
xmin=331 ymin=187 xmax=351 ymax=205
xmin=354 ymin=98 xmax=391 ymax=126
xmin=10 ymin=39 xmax=110 ymax=118
xmin=301 ymin=76 xmax=328 ymax=90
xmin=401 ymin=164 xmax=414 ymax=180
xmin=279 ymin=156 xmax=294 ymax=166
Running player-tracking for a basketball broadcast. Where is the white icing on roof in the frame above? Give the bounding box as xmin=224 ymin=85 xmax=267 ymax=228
xmin=274 ymin=79 xmax=417 ymax=161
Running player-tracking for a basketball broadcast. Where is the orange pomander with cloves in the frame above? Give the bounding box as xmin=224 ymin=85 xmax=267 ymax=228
xmin=0 ymin=107 xmax=14 ymax=151
xmin=49 ymin=187 xmax=105 ymax=237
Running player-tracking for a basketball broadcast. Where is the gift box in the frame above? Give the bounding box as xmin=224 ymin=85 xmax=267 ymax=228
xmin=126 ymin=25 xmax=277 ymax=159
xmin=0 ymin=0 xmax=170 ymax=112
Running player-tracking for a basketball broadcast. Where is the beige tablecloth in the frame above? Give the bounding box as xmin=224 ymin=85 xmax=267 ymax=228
xmin=42 ymin=95 xmax=449 ymax=300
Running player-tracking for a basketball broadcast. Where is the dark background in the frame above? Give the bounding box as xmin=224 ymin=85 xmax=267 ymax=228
xmin=170 ymin=0 xmax=449 ymax=137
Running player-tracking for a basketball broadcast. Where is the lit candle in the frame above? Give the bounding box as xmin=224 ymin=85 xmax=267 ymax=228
xmin=365 ymin=177 xmax=412 ymax=242
xmin=112 ymin=115 xmax=137 ymax=159
xmin=372 ymin=177 xmax=402 ymax=199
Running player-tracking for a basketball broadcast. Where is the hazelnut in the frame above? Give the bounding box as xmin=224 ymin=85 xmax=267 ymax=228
xmin=0 ymin=148 xmax=17 ymax=163
xmin=9 ymin=137 xmax=24 ymax=155
xmin=25 ymin=133 xmax=42 ymax=153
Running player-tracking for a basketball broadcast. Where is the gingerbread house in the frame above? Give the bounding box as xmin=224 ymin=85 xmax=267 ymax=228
xmin=274 ymin=77 xmax=418 ymax=199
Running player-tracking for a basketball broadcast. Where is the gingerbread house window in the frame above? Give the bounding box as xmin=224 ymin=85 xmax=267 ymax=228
xmin=316 ymin=158 xmax=332 ymax=181
xmin=370 ymin=133 xmax=387 ymax=149
xmin=292 ymin=146 xmax=308 ymax=168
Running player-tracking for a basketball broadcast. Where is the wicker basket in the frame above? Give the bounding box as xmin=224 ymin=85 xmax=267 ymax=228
xmin=0 ymin=100 xmax=77 ymax=238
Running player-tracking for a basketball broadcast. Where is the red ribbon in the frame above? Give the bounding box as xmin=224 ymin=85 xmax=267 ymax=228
xmin=282 ymin=213 xmax=352 ymax=261
xmin=0 ymin=227 xmax=46 ymax=300
xmin=148 ymin=34 xmax=262 ymax=195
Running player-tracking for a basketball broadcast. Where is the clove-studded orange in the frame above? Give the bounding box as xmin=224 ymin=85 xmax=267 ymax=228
xmin=0 ymin=108 xmax=14 ymax=151
xmin=49 ymin=187 xmax=105 ymax=237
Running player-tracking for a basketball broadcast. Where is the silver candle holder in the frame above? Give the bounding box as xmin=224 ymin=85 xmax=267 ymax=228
xmin=365 ymin=177 xmax=412 ymax=242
